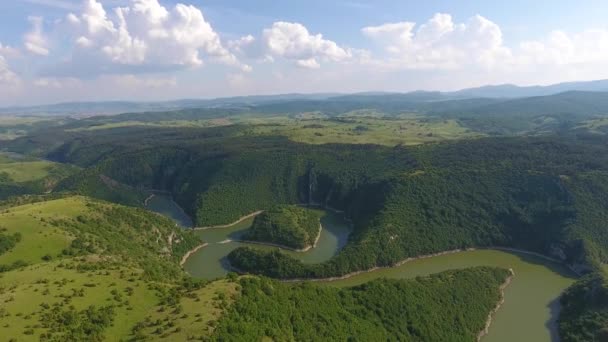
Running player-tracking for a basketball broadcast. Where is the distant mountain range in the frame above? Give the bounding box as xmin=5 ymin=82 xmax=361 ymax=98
xmin=1 ymin=79 xmax=608 ymax=116
xmin=450 ymin=79 xmax=608 ymax=98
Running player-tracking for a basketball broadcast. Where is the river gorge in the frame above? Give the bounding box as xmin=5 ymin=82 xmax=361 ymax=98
xmin=147 ymin=195 xmax=577 ymax=342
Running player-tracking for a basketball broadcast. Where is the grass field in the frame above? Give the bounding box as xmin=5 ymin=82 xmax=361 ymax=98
xmin=136 ymin=279 xmax=239 ymax=340
xmin=240 ymin=116 xmax=482 ymax=146
xmin=0 ymin=197 xmax=158 ymax=340
xmin=0 ymin=161 xmax=58 ymax=183
xmin=0 ymin=197 xmax=90 ymax=265
xmin=0 ymin=262 xmax=239 ymax=341
xmin=0 ymin=116 xmax=70 ymax=140
xmin=0 ymin=261 xmax=160 ymax=341
xmin=0 ymin=195 xmax=238 ymax=341
xmin=0 ymin=152 xmax=78 ymax=184
xmin=576 ymin=117 xmax=608 ymax=133
xmin=68 ymin=119 xmax=234 ymax=131
xmin=64 ymin=112 xmax=482 ymax=146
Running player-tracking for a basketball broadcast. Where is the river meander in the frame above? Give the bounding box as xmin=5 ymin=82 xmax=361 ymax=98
xmin=184 ymin=211 xmax=351 ymax=279
xmin=146 ymin=195 xmax=577 ymax=342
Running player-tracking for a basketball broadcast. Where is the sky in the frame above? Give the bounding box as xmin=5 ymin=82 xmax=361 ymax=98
xmin=0 ymin=0 xmax=608 ymax=106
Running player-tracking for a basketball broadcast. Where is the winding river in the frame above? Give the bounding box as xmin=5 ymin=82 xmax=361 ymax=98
xmin=146 ymin=195 xmax=577 ymax=342
xmin=184 ymin=211 xmax=351 ymax=279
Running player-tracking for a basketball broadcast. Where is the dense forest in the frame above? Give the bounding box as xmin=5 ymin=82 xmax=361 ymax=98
xmin=559 ymin=271 xmax=608 ymax=342
xmin=0 ymin=193 xmax=514 ymax=341
xmin=212 ymin=267 xmax=511 ymax=341
xmin=5 ymin=126 xmax=608 ymax=269
xmin=243 ymin=205 xmax=323 ymax=249
xmin=3 ymin=93 xmax=608 ymax=339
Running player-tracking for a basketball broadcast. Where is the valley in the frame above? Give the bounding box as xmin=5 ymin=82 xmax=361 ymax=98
xmin=1 ymin=85 xmax=608 ymax=340
xmin=148 ymin=193 xmax=575 ymax=341
xmin=3 ymin=1 xmax=608 ymax=339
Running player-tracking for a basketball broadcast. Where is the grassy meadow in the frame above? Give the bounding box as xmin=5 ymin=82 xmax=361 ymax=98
xmin=0 ymin=196 xmax=237 ymax=341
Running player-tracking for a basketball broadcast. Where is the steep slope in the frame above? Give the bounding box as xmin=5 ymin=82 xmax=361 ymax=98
xmin=0 ymin=196 xmax=200 ymax=279
xmin=0 ymin=196 xmax=206 ymax=341
xmin=559 ymin=270 xmax=608 ymax=342
xmin=212 ymin=267 xmax=512 ymax=341
xmin=243 ymin=205 xmax=323 ymax=250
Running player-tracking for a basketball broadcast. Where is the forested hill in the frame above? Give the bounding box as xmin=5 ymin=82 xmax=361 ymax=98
xmin=5 ymin=123 xmax=608 ymax=278
xmin=4 ymin=110 xmax=608 ymax=339
xmin=213 ymin=267 xmax=511 ymax=341
xmin=434 ymin=91 xmax=608 ymax=118
xmin=243 ymin=205 xmax=323 ymax=250
xmin=559 ymin=270 xmax=608 ymax=341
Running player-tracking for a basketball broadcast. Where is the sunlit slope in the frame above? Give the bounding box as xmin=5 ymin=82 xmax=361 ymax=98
xmin=0 ymin=195 xmax=209 ymax=341
xmin=0 ymin=196 xmax=200 ymax=277
xmin=0 ymin=153 xmax=78 ymax=199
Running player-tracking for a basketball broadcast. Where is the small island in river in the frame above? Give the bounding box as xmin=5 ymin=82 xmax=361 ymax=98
xmin=242 ymin=205 xmax=323 ymax=251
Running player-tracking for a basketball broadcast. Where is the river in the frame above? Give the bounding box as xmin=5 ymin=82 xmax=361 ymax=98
xmin=146 ymin=195 xmax=577 ymax=342
xmin=145 ymin=194 xmax=193 ymax=228
xmin=183 ymin=210 xmax=351 ymax=279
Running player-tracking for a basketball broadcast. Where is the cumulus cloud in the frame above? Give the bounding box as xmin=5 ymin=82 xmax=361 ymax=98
xmin=24 ymin=16 xmax=50 ymax=56
xmin=45 ymin=0 xmax=247 ymax=77
xmin=264 ymin=22 xmax=352 ymax=68
xmin=296 ymin=58 xmax=320 ymax=69
xmin=362 ymin=13 xmax=511 ymax=70
xmin=0 ymin=55 xmax=20 ymax=86
xmin=518 ymin=29 xmax=608 ymax=67
xmin=0 ymin=43 xmax=20 ymax=59
xmin=230 ymin=21 xmax=353 ymax=69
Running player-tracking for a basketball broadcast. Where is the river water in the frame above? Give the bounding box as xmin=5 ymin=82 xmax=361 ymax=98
xmin=145 ymin=194 xmax=193 ymax=228
xmin=183 ymin=211 xmax=351 ymax=279
xmin=146 ymin=195 xmax=577 ymax=342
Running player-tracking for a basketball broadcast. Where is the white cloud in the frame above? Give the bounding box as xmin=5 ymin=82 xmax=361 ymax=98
xmin=230 ymin=21 xmax=353 ymax=69
xmin=24 ymin=16 xmax=50 ymax=56
xmin=22 ymin=0 xmax=80 ymax=11
xmin=0 ymin=55 xmax=20 ymax=87
xmin=45 ymin=0 xmax=247 ymax=77
xmin=518 ymin=29 xmax=608 ymax=66
xmin=296 ymin=58 xmax=320 ymax=69
xmin=362 ymin=13 xmax=511 ymax=70
xmin=263 ymin=22 xmax=352 ymax=68
xmin=228 ymin=34 xmax=256 ymax=55
xmin=0 ymin=43 xmax=20 ymax=59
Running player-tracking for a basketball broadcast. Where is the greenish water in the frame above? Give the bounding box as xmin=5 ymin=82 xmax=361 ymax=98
xmin=151 ymin=197 xmax=576 ymax=341
xmin=322 ymin=249 xmax=576 ymax=342
xmin=145 ymin=195 xmax=193 ymax=228
xmin=183 ymin=211 xmax=351 ymax=279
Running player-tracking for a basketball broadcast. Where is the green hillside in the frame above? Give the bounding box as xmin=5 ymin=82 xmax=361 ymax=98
xmin=559 ymin=270 xmax=608 ymax=342
xmin=0 ymin=195 xmax=515 ymax=342
xmin=213 ymin=267 xmax=511 ymax=341
xmin=0 ymin=153 xmax=78 ymax=200
xmin=3 ymin=94 xmax=608 ymax=339
xmin=0 ymin=196 xmax=207 ymax=341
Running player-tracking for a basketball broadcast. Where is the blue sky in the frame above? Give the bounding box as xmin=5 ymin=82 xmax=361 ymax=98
xmin=0 ymin=0 xmax=607 ymax=105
